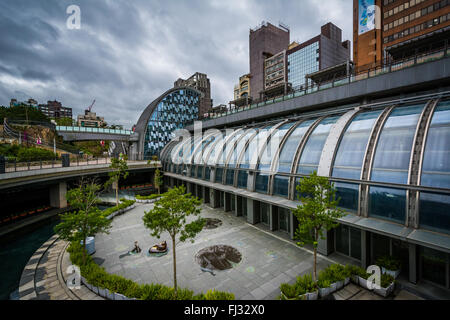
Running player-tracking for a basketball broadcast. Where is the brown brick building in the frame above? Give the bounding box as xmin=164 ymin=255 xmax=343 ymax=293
xmin=353 ymin=0 xmax=450 ymax=73
xmin=249 ymin=22 xmax=290 ymax=100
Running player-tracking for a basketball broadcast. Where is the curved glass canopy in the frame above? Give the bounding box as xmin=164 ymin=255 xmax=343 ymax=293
xmin=162 ymin=98 xmax=450 ymax=232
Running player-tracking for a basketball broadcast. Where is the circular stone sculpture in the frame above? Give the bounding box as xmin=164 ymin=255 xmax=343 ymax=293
xmin=195 ymin=245 xmax=242 ymax=271
xmin=203 ymin=218 xmax=223 ymax=229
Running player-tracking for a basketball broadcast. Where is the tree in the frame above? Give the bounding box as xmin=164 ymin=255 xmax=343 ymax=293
xmin=292 ymin=171 xmax=345 ymax=282
xmin=54 ymin=178 xmax=112 ymax=264
xmin=142 ymin=186 xmax=204 ymax=297
xmin=154 ymin=168 xmax=163 ymax=194
xmin=106 ymin=153 xmax=129 ymax=206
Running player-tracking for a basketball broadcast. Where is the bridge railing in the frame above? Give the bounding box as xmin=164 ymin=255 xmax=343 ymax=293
xmin=56 ymin=126 xmax=133 ymax=135
xmin=1 ymin=155 xmax=112 ymax=174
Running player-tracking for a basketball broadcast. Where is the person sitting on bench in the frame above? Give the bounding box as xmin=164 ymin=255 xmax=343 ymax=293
xmin=131 ymin=241 xmax=141 ymax=253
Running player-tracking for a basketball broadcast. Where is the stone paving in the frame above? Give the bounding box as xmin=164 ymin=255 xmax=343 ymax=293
xmin=92 ymin=203 xmax=338 ymax=300
xmin=18 ymin=202 xmax=427 ymax=301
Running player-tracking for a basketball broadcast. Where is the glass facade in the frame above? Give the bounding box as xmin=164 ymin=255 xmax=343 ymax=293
xmin=288 ymin=41 xmax=319 ymax=89
xmin=369 ymin=186 xmax=406 ymax=223
xmin=333 ymin=110 xmax=382 ymax=180
xmin=371 ymin=104 xmax=424 ymax=184
xmin=144 ymin=89 xmax=199 ymax=159
xmin=297 ymin=116 xmax=340 ymax=175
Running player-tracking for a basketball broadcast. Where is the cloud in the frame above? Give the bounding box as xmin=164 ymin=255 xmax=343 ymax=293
xmin=0 ymin=0 xmax=352 ymax=127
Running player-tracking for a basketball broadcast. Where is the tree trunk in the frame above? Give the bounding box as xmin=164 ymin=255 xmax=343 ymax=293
xmin=313 ymin=229 xmax=318 ymax=282
xmin=116 ymin=180 xmax=119 ymax=207
xmin=172 ymin=236 xmax=177 ymax=297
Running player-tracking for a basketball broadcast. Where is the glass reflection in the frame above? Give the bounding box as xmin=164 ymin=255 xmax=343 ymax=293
xmin=369 ymin=186 xmax=406 ymax=223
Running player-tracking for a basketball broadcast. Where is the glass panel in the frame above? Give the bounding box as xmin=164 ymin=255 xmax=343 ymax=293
xmin=421 ymin=100 xmax=450 ymax=188
xmin=336 ymin=224 xmax=350 ymax=256
xmin=273 ymin=175 xmax=289 ymax=198
xmin=350 ymin=228 xmax=362 ymax=260
xmin=228 ymin=128 xmax=259 ymax=168
xmin=209 ymin=130 xmax=242 ymax=166
xmin=419 ymin=192 xmax=450 ymax=235
xmin=297 ymin=116 xmax=340 ymax=175
xmin=225 ymin=169 xmax=235 ymax=186
xmin=334 ymin=182 xmax=359 ymax=213
xmin=240 ymin=126 xmax=273 ymax=169
xmin=371 ymin=104 xmax=424 ymax=184
xmin=197 ymin=165 xmax=203 ymax=179
xmin=237 ymin=171 xmax=248 ymax=189
xmin=369 ymin=186 xmax=406 ymax=224
xmin=204 ymin=167 xmax=210 ymax=181
xmin=258 ymin=123 xmax=295 ymax=171
xmin=332 ymin=110 xmax=382 ymax=179
xmin=420 ymin=246 xmax=447 ymax=287
xmin=255 ymin=173 xmax=269 ymax=194
xmin=215 ymin=168 xmax=223 ymax=183
xmin=275 ymin=120 xmax=316 ymax=173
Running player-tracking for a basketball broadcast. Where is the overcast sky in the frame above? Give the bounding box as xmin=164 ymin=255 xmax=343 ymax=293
xmin=0 ymin=0 xmax=353 ymax=128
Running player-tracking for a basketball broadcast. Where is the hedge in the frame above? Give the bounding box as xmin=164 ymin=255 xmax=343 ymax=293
xmin=100 ymin=200 xmax=136 ymax=218
xmin=135 ymin=194 xmax=160 ymax=201
xmin=67 ymin=241 xmax=234 ymax=300
xmin=17 ymin=147 xmax=57 ymax=162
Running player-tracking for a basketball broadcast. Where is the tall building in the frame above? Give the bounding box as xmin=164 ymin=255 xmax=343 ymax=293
xmin=353 ymin=0 xmax=450 ymax=73
xmin=38 ymin=100 xmax=73 ymax=120
xmin=259 ymin=22 xmax=351 ymax=99
xmin=231 ymin=74 xmax=252 ymax=108
xmin=249 ymin=22 xmax=290 ymax=100
xmin=174 ymin=72 xmax=213 ymax=118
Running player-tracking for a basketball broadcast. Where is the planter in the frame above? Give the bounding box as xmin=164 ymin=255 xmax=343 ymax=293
xmin=319 ymin=287 xmax=332 ymax=298
xmin=114 ymin=293 xmax=127 ymax=300
xmin=98 ymin=287 xmax=107 ymax=298
xmin=330 ymin=282 xmax=338 ymax=293
xmin=344 ymin=277 xmax=350 ymax=286
xmin=357 ymin=276 xmax=371 ymax=290
xmin=374 ymin=281 xmax=395 ymax=298
xmin=85 ymin=282 xmax=93 ymax=291
xmin=91 ymin=285 xmax=99 ymax=295
xmin=335 ymin=280 xmax=344 ymax=290
xmin=304 ymin=290 xmax=319 ymax=300
xmin=351 ymin=275 xmax=359 ymax=285
xmin=105 ymin=289 xmax=115 ymax=300
xmin=280 ymin=292 xmax=298 ymax=300
xmin=382 ymin=267 xmax=400 ymax=279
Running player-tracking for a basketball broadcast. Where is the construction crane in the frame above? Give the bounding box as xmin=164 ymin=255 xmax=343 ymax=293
xmin=86 ymin=99 xmax=96 ymax=112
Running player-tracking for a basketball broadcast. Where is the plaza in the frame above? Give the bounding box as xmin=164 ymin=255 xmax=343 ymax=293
xmin=92 ymin=203 xmax=334 ymax=300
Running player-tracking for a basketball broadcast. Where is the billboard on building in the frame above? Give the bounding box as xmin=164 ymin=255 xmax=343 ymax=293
xmin=358 ymin=0 xmax=376 ymax=35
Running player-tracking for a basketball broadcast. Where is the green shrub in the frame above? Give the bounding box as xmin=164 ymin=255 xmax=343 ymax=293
xmin=136 ymin=194 xmax=160 ymax=200
xmin=203 ymin=289 xmax=235 ymax=300
xmin=296 ymin=273 xmax=316 ymax=293
xmin=280 ymin=283 xmax=298 ymax=299
xmin=376 ymin=255 xmax=401 ymax=271
xmin=17 ymin=147 xmax=56 ymax=162
xmin=380 ymin=273 xmax=395 ymax=288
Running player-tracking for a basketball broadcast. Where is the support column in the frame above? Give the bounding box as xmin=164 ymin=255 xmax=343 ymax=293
xmin=235 ymin=195 xmax=242 ymax=217
xmin=224 ymin=193 xmax=232 ymax=212
xmin=50 ymin=182 xmax=67 ymax=209
xmin=361 ymin=230 xmax=368 ymax=269
xmin=409 ymin=243 xmax=418 ymax=284
xmin=270 ymin=205 xmax=278 ymax=231
xmin=202 ymin=187 xmax=208 ymax=204
xmin=317 ymin=229 xmax=334 ymax=256
xmin=246 ymin=198 xmax=260 ymax=225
